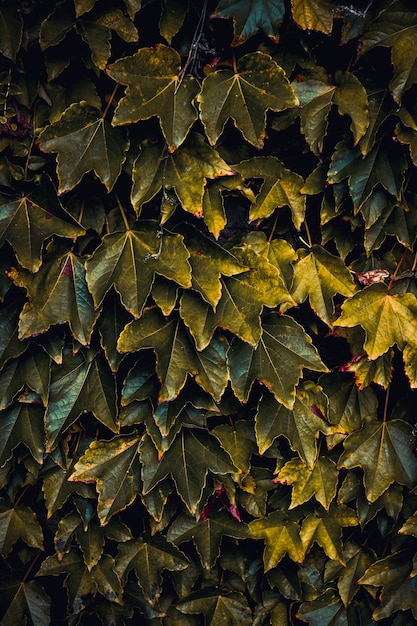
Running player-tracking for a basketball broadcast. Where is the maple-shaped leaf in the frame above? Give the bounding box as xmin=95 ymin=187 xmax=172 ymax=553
xmin=211 ymin=420 xmax=256 ymax=474
xmin=291 ymin=245 xmax=356 ymax=325
xmin=131 ymin=134 xmax=235 ymax=217
xmin=54 ymin=513 xmax=104 ymax=570
xmin=180 ymin=237 xmax=295 ymax=350
xmin=300 ymin=504 xmax=358 ymax=564
xmin=10 ymin=250 xmax=98 ymax=346
xmin=343 ymin=350 xmax=393 ymax=389
xmin=78 ymin=9 xmax=138 ymax=69
xmin=236 ymin=156 xmax=306 ymax=229
xmin=333 ymin=283 xmax=417 ymax=359
xmin=293 ymin=70 xmax=369 ymax=155
xmin=0 ymin=4 xmax=23 ymax=61
xmin=108 ymin=45 xmax=198 ymax=151
xmin=38 ymin=101 xmax=129 ymax=193
xmin=0 ymin=179 xmax=84 ymax=272
xmin=177 ymin=588 xmax=252 ymax=626
xmin=69 ymin=434 xmax=141 ymax=524
xmin=140 ymin=431 xmax=237 ymax=515
xmin=0 ymin=293 xmax=34 ymax=370
xmin=159 ymin=0 xmax=188 ymax=43
xmin=0 ymin=403 xmax=44 ymax=467
xmin=42 ymin=453 xmax=94 ymax=519
xmin=45 ymin=348 xmax=118 ymax=451
xmin=338 ymin=416 xmax=417 ymax=502
xmin=327 ymin=139 xmax=406 ymax=215
xmin=228 ymin=314 xmax=327 ymax=409
xmin=97 ymin=296 xmax=132 ymax=372
xmin=324 ymin=541 xmax=375 ymax=607
xmin=74 ymin=0 xmax=97 ymax=17
xmin=197 ymin=52 xmax=297 ymax=148
xmin=291 ymin=0 xmax=335 ymax=33
xmin=0 ymin=500 xmax=44 ymax=556
xmin=249 ymin=510 xmax=304 ymax=570
xmin=36 ymin=551 xmax=123 ymax=613
xmin=359 ymin=87 xmax=394 ymax=155
xmin=0 ymin=345 xmax=50 ymax=410
xmin=114 ymin=534 xmax=188 ymax=604
xmin=0 ymin=579 xmax=50 ymax=626
xmin=360 ymin=5 xmax=417 ymax=103
xmin=202 ymin=174 xmax=256 ymax=239
xmin=212 ymin=0 xmax=285 ymax=44
xmin=167 ymin=511 xmax=249 ymax=570
xmin=86 ymin=221 xmax=191 ymax=319
xmin=118 ymin=308 xmax=229 ymax=402
xmin=275 ymin=456 xmax=338 ymax=510
xmin=320 ymin=373 xmax=377 ymax=434
xmin=296 ymin=590 xmax=345 ymax=626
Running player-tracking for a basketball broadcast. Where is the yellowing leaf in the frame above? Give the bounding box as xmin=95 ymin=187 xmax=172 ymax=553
xmin=131 ymin=135 xmax=235 ymax=217
xmin=338 ymin=416 xmax=417 ymax=502
xmin=291 ymin=0 xmax=335 ymax=33
xmin=333 ymin=283 xmax=417 ymax=359
xmin=38 ymin=101 xmax=129 ymax=192
xmin=275 ymin=456 xmax=338 ymax=510
xmin=85 ymin=222 xmax=191 ymax=319
xmin=292 ymin=245 xmax=356 ymax=325
xmin=212 ymin=0 xmax=285 ymax=44
xmin=108 ymin=45 xmax=199 ymax=150
xmin=197 ymin=52 xmax=297 ymax=148
xmin=300 ymin=504 xmax=358 ymax=564
xmin=249 ymin=511 xmax=304 ymax=570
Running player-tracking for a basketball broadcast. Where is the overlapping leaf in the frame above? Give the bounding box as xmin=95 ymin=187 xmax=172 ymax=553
xmin=300 ymin=504 xmax=358 ymax=564
xmin=178 ymin=589 xmax=252 ymax=625
xmin=212 ymin=0 xmax=285 ymax=44
xmin=0 ymin=500 xmax=44 ymax=556
xmin=249 ymin=510 xmax=304 ymax=570
xmin=275 ymin=456 xmax=338 ymax=510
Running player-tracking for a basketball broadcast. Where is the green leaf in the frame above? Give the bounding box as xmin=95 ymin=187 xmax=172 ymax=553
xmin=118 ymin=309 xmax=229 ymax=402
xmin=74 ymin=0 xmax=97 ymax=18
xmin=86 ymin=221 xmax=191 ymax=319
xmin=159 ymin=0 xmax=188 ymax=43
xmin=0 ymin=345 xmax=50 ymax=410
xmin=0 ymin=500 xmax=44 ymax=556
xmin=275 ymin=456 xmax=338 ymax=510
xmin=197 ymin=52 xmax=297 ymax=148
xmin=333 ymin=283 xmax=417 ymax=359
xmin=114 ymin=534 xmax=188 ymax=604
xmin=40 ymin=1 xmax=75 ymax=49
xmin=42 ymin=454 xmax=94 ymax=519
xmin=338 ymin=416 xmax=417 ymax=502
xmin=291 ymin=245 xmax=356 ymax=325
xmin=109 ymin=45 xmax=198 ymax=150
xmin=69 ymin=434 xmax=141 ymax=524
xmin=0 ymin=579 xmax=50 ymax=626
xmin=399 ymin=511 xmax=417 ymax=537
xmin=300 ymin=504 xmax=358 ymax=564
xmin=296 ymin=590 xmax=345 ymax=626
xmin=131 ymin=134 xmax=235 ymax=217
xmin=325 ymin=542 xmax=375 ymax=607
xmin=45 ymin=349 xmax=118 ymax=451
xmin=291 ymin=0 xmax=335 ymax=33
xmin=10 ymin=250 xmax=98 ymax=346
xmin=0 ymin=403 xmax=44 ymax=467
xmin=359 ymin=87 xmax=394 ymax=155
xmin=343 ymin=350 xmax=393 ymax=389
xmin=38 ymin=101 xmax=129 ymax=192
xmin=140 ymin=430 xmax=237 ymax=515
xmin=249 ymin=510 xmax=304 ymax=570
xmin=228 ymin=314 xmax=328 ymax=409
xmin=168 ymin=511 xmax=249 ymax=569
xmin=0 ymin=5 xmax=23 ymax=61
xmin=178 ymin=588 xmax=252 ymax=625
xmin=212 ymin=0 xmax=285 ymax=44
xmin=78 ymin=10 xmax=138 ymax=69
xmin=97 ymin=297 xmax=132 ymax=372
xmin=0 ymin=180 xmax=84 ymax=272
xmin=236 ymin=156 xmax=306 ymax=229
xmin=320 ymin=373 xmax=377 ymax=434
xmin=211 ymin=420 xmax=256 ymax=474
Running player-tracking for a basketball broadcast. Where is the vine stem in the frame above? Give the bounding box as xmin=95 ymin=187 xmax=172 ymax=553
xmin=102 ymin=82 xmax=119 ymax=120
xmin=115 ymin=195 xmax=130 ymax=231
xmin=387 ymin=249 xmax=406 ymax=291
xmin=268 ymin=212 xmax=279 ymax=243
xmin=14 ymin=485 xmax=29 ymax=507
xmin=22 ymin=552 xmax=42 ymax=583
xmin=303 ymin=218 xmax=313 ymax=247
xmin=411 ymin=250 xmax=417 ymax=272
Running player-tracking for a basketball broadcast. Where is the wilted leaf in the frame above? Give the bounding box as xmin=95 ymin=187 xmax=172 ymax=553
xmin=275 ymin=456 xmax=338 ymax=510
xmin=249 ymin=510 xmax=304 ymax=570
xmin=197 ymin=52 xmax=297 ymax=148
xmin=109 ymin=45 xmax=198 ymax=150
xmin=338 ymin=416 xmax=417 ymax=502
xmin=212 ymin=0 xmax=285 ymax=44
xmin=38 ymin=101 xmax=129 ymax=192
xmin=0 ymin=500 xmax=44 ymax=556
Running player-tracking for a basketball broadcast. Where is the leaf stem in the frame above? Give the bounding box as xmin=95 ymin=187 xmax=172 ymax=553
xmin=303 ymin=218 xmax=313 ymax=247
xmin=102 ymin=82 xmax=119 ymax=120
xmin=267 ymin=211 xmax=279 ymax=243
xmin=411 ymin=250 xmax=417 ymax=273
xmin=14 ymin=485 xmax=30 ymax=507
xmin=115 ymin=195 xmax=130 ymax=231
xmin=387 ymin=249 xmax=406 ymax=291
xmin=22 ymin=552 xmax=42 ymax=583
xmin=383 ymin=385 xmax=390 ymax=422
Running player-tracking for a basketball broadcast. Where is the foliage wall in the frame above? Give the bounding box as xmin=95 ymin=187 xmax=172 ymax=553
xmin=1 ymin=0 xmax=417 ymax=623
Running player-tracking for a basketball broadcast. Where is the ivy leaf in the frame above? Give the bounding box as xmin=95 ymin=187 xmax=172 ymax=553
xmin=0 ymin=4 xmax=23 ymax=61
xmin=197 ymin=52 xmax=297 ymax=148
xmin=45 ymin=349 xmax=118 ymax=451
xmin=290 ymin=0 xmax=335 ymax=33
xmin=359 ymin=87 xmax=394 ymax=155
xmin=69 ymin=434 xmax=141 ymax=524
xmin=228 ymin=314 xmax=328 ymax=409
xmin=0 ymin=500 xmax=44 ymax=556
xmin=300 ymin=504 xmax=358 ymax=564
xmin=74 ymin=0 xmax=97 ymax=18
xmin=38 ymin=101 xmax=129 ymax=193
xmin=291 ymin=245 xmax=356 ymax=325
xmin=42 ymin=453 xmax=94 ymax=519
xmin=40 ymin=1 xmax=75 ymax=49
xmin=159 ymin=0 xmax=188 ymax=43
xmin=0 ymin=181 xmax=84 ymax=272
xmin=338 ymin=416 xmax=417 ymax=502
xmin=320 ymin=373 xmax=377 ymax=434
xmin=333 ymin=283 xmax=417 ymax=359
xmin=211 ymin=420 xmax=256 ymax=474
xmin=114 ymin=534 xmax=189 ymax=604
xmin=10 ymin=251 xmax=98 ymax=346
xmin=131 ymin=134 xmax=235 ymax=217
xmin=236 ymin=156 xmax=306 ymax=229
xmin=0 ymin=293 xmax=27 ymax=369
xmin=0 ymin=580 xmax=50 ymax=626
xmin=118 ymin=308 xmax=229 ymax=402
xmin=0 ymin=403 xmax=44 ymax=467
xmin=343 ymin=350 xmax=393 ymax=389
xmin=140 ymin=431 xmax=237 ymax=515
xmin=275 ymin=457 xmax=338 ymax=510
xmin=85 ymin=221 xmax=191 ymax=319
xmin=212 ymin=0 xmax=285 ymax=44
xmin=324 ymin=542 xmax=375 ymax=607
xmin=296 ymin=590 xmax=345 ymax=626
xmin=177 ymin=589 xmax=252 ymax=625
xmin=249 ymin=510 xmax=304 ymax=570
xmin=168 ymin=511 xmax=249 ymax=569
xmin=0 ymin=345 xmax=50 ymax=410
xmin=78 ymin=9 xmax=138 ymax=69
xmin=97 ymin=297 xmax=132 ymax=372
xmin=108 ymin=45 xmax=198 ymax=151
